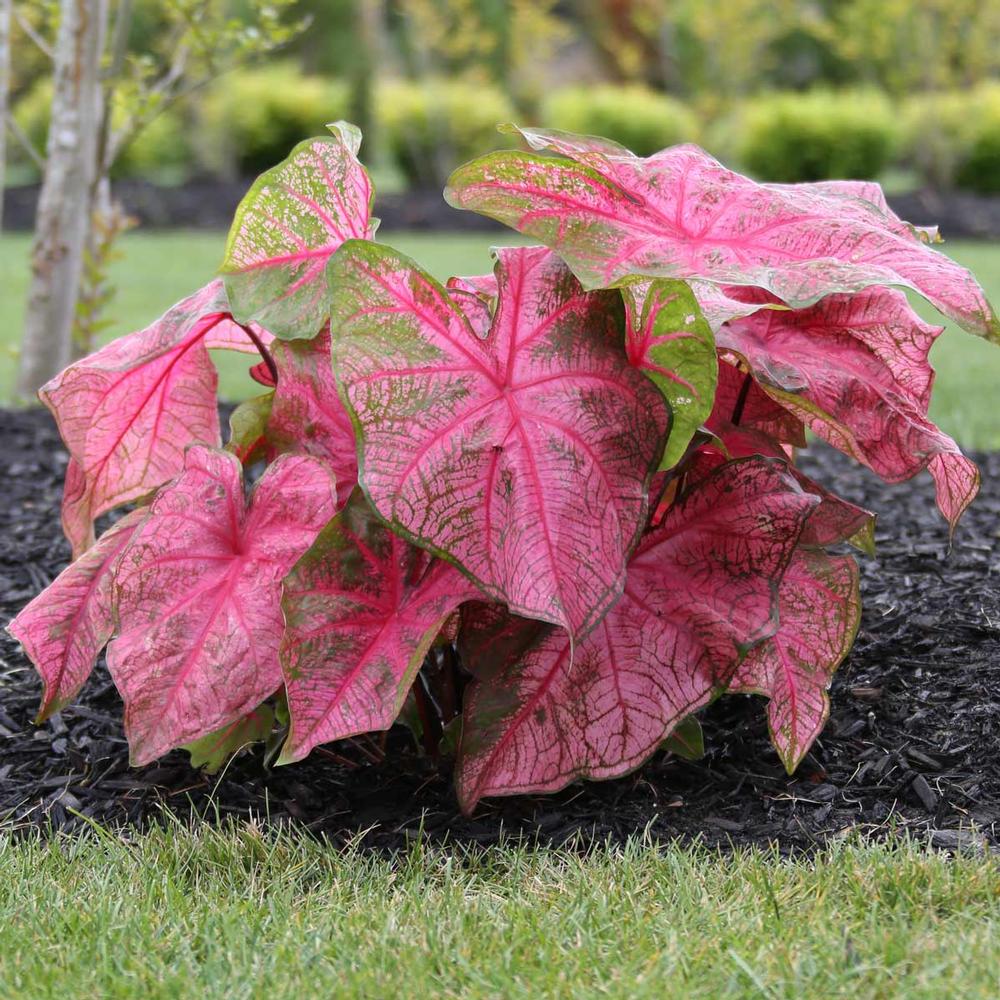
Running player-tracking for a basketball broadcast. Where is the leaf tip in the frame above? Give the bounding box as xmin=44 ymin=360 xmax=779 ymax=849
xmin=325 ymin=120 xmax=363 ymax=156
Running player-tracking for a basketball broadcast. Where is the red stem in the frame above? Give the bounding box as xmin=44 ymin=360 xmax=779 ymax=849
xmin=730 ymin=371 xmax=753 ymax=427
xmin=241 ymin=324 xmax=278 ymax=385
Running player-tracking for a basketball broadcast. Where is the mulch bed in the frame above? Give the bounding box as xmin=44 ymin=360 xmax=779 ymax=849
xmin=1 ymin=407 xmax=998 ymax=853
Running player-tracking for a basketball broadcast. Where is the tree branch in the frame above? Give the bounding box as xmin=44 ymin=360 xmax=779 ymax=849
xmin=13 ymin=5 xmax=52 ymax=59
xmin=5 ymin=111 xmax=44 ymax=169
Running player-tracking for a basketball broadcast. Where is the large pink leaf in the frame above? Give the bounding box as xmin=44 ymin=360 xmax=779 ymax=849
xmin=716 ymin=287 xmax=980 ymax=529
xmin=328 ymin=241 xmax=668 ymax=640
xmin=445 ymin=130 xmax=999 ymax=341
xmin=455 ymin=457 xmax=818 ymax=811
xmin=279 ymin=492 xmax=480 ymax=763
xmin=267 ymin=327 xmax=358 ymax=505
xmin=41 ymin=281 xmax=270 ymax=557
xmin=730 ymin=548 xmax=861 ymax=772
xmin=6 ymin=510 xmax=145 ymax=722
xmin=107 ymin=446 xmax=336 ymax=765
xmin=221 ymin=123 xmax=374 ymax=339
xmin=622 ymin=279 xmax=717 ymax=470
xmin=694 ymin=421 xmax=875 ymax=553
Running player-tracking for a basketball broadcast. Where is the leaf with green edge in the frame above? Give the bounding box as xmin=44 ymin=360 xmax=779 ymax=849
xmin=729 ymin=548 xmax=861 ymax=773
xmin=328 ymin=241 xmax=669 ymax=641
xmin=454 ymin=457 xmax=818 ymax=811
xmin=445 ymin=129 xmax=1000 ymax=342
xmin=107 ymin=446 xmax=337 ymax=765
xmin=184 ymin=702 xmax=277 ymax=774
xmin=221 ymin=123 xmax=375 ymax=339
xmin=622 ymin=278 xmax=717 ymax=470
xmin=766 ymin=178 xmax=940 ymax=244
xmin=6 ymin=509 xmax=147 ymax=723
xmin=279 ymin=491 xmax=480 ymax=764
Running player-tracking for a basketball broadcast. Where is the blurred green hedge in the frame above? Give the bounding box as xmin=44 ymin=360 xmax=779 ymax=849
xmin=199 ymin=63 xmax=350 ymax=178
xmin=375 ymin=77 xmax=516 ymax=187
xmin=12 ymin=66 xmax=1000 ymax=197
xmin=540 ymin=84 xmax=699 ymax=156
xmin=901 ymin=84 xmax=1000 ymax=194
xmin=718 ymin=89 xmax=898 ymax=183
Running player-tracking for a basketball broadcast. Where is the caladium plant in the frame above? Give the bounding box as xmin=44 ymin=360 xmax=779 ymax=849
xmin=8 ymin=122 xmax=997 ymax=814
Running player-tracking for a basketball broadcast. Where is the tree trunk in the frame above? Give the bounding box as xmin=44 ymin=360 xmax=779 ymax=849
xmin=17 ymin=0 xmax=107 ymax=398
xmin=0 ymin=0 xmax=11 ymax=232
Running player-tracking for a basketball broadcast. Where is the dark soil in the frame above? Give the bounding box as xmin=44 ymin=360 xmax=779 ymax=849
xmin=8 ymin=179 xmax=1000 ymax=239
xmin=3 ymin=181 xmax=509 ymax=233
xmin=2 ymin=408 xmax=998 ymax=853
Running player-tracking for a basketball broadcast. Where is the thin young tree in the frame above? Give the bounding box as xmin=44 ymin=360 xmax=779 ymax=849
xmin=16 ymin=0 xmax=303 ymax=397
xmin=17 ymin=0 xmax=107 ymax=397
xmin=0 ymin=0 xmax=11 ymax=231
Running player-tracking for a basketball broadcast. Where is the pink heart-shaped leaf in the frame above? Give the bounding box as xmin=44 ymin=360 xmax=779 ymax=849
xmin=716 ymin=286 xmax=979 ymax=529
xmin=222 ymin=123 xmax=374 ymax=339
xmin=445 ymin=130 xmax=999 ymax=341
xmin=730 ymin=548 xmax=861 ymax=772
xmin=7 ymin=509 xmax=146 ymax=722
xmin=279 ymin=491 xmax=481 ymax=763
xmin=328 ymin=241 xmax=669 ymax=640
xmin=267 ymin=327 xmax=358 ymax=506
xmin=107 ymin=446 xmax=336 ymax=765
xmin=696 ymin=420 xmax=875 ymax=552
xmin=41 ymin=280 xmax=270 ymax=557
xmin=455 ymin=457 xmax=818 ymax=811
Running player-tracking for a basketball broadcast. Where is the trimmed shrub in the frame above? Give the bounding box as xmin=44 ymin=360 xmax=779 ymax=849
xmin=729 ymin=89 xmax=898 ymax=182
xmin=199 ymin=63 xmax=350 ymax=177
xmin=902 ymin=85 xmax=1000 ymax=194
xmin=376 ymin=77 xmax=515 ymax=187
xmin=540 ymin=84 xmax=699 ymax=156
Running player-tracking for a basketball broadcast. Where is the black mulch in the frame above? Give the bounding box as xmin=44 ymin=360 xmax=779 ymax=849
xmin=2 ymin=408 xmax=998 ymax=853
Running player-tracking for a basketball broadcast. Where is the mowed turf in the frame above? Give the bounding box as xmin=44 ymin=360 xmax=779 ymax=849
xmin=0 ymin=823 xmax=998 ymax=1000
xmin=0 ymin=231 xmax=999 ymax=447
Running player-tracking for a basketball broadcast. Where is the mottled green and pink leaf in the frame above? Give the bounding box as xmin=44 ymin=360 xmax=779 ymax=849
xmin=328 ymin=241 xmax=668 ymax=640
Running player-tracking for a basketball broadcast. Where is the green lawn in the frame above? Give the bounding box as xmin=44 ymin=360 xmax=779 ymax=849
xmin=1 ymin=823 xmax=997 ymax=999
xmin=0 ymin=231 xmax=526 ymax=408
xmin=1 ymin=231 xmax=999 ymax=447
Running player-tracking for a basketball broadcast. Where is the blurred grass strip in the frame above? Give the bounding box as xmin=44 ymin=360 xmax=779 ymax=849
xmin=0 ymin=231 xmax=998 ymax=449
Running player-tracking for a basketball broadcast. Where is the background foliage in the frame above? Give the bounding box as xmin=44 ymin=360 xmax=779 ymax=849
xmin=8 ymin=0 xmax=1000 ymax=191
